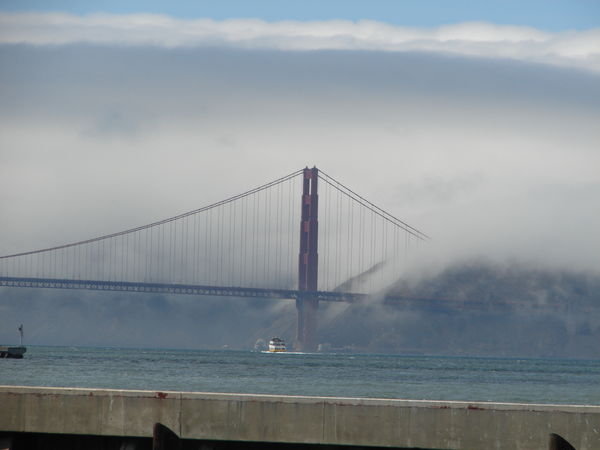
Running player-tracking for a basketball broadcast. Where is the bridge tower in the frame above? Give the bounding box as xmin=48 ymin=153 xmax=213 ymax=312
xmin=296 ymin=167 xmax=319 ymax=352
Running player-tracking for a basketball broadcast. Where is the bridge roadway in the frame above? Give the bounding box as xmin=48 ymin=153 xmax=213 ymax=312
xmin=1 ymin=276 xmax=525 ymax=312
xmin=1 ymin=386 xmax=599 ymax=449
xmin=0 ymin=276 xmax=465 ymax=309
xmin=0 ymin=275 xmax=367 ymax=301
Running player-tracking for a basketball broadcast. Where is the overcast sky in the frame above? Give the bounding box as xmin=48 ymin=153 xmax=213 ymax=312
xmin=0 ymin=3 xmax=599 ymax=272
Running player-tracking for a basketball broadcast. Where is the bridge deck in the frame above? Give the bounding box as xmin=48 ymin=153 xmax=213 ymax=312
xmin=0 ymin=276 xmax=366 ymax=302
xmin=0 ymin=276 xmax=521 ymax=311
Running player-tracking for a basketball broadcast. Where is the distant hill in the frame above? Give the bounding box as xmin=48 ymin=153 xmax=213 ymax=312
xmin=311 ymin=261 xmax=600 ymax=358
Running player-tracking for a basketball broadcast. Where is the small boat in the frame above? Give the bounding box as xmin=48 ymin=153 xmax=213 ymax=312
xmin=0 ymin=346 xmax=26 ymax=359
xmin=1 ymin=324 xmax=26 ymax=358
xmin=268 ymin=337 xmax=286 ymax=352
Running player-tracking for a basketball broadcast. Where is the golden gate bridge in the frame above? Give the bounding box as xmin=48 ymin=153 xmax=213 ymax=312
xmin=0 ymin=167 xmax=428 ymax=351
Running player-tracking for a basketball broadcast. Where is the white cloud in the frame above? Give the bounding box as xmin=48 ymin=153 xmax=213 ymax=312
xmin=1 ymin=12 xmax=599 ymax=72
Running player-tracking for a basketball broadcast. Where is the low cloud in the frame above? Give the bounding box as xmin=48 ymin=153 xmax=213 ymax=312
xmin=0 ymin=12 xmax=599 ymax=72
xmin=0 ymin=43 xmax=599 ymax=273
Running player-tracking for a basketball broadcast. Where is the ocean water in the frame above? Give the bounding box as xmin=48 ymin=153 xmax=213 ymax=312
xmin=1 ymin=346 xmax=598 ymax=405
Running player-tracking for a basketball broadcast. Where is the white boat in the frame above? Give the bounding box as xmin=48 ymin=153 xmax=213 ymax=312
xmin=268 ymin=337 xmax=286 ymax=352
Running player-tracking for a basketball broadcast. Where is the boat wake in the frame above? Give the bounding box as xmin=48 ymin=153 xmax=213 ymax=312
xmin=260 ymin=351 xmax=312 ymax=355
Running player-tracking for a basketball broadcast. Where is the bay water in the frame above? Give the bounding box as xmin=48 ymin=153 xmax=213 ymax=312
xmin=1 ymin=346 xmax=598 ymax=405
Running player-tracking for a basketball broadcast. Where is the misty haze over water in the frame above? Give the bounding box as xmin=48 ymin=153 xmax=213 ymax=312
xmin=2 ymin=261 xmax=599 ymax=359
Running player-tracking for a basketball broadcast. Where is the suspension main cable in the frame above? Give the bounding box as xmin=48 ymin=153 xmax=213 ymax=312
xmin=318 ymin=171 xmax=429 ymax=241
xmin=0 ymin=168 xmax=304 ymax=259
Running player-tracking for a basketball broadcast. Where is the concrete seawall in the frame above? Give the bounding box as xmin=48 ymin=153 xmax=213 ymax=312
xmin=1 ymin=385 xmax=599 ymax=449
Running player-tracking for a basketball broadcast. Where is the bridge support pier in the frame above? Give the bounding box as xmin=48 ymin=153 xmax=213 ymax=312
xmin=296 ymin=296 xmax=318 ymax=352
xmin=296 ymin=167 xmax=319 ymax=352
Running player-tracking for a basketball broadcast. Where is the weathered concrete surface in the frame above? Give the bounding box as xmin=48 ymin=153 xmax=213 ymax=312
xmin=1 ymin=386 xmax=599 ymax=449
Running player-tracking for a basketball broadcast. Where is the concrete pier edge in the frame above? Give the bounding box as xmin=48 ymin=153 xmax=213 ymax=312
xmin=1 ymin=385 xmax=599 ymax=449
